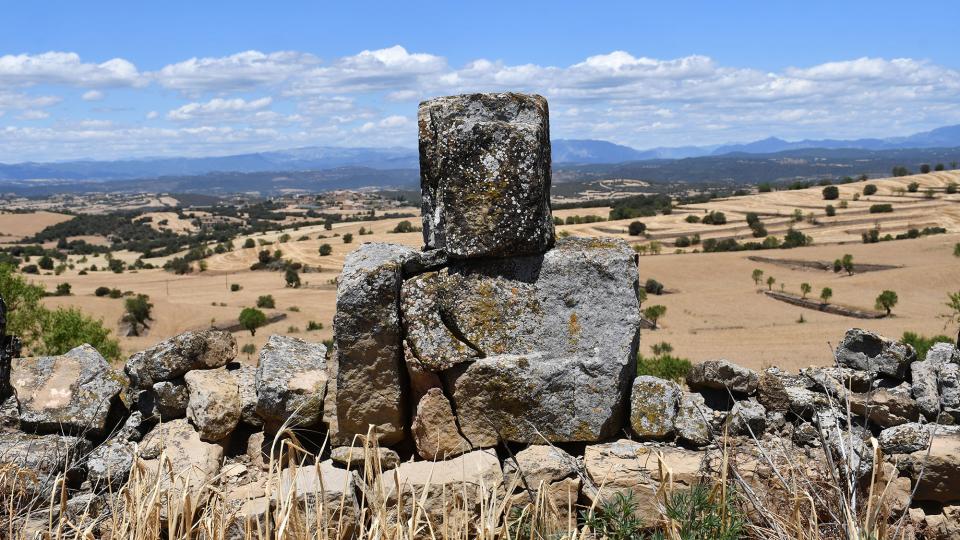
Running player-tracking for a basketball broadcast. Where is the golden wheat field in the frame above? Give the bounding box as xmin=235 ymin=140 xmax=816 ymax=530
xmin=13 ymin=170 xmax=960 ymax=370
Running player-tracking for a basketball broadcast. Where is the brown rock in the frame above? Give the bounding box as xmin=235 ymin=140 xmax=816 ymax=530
xmin=184 ymin=367 xmax=240 ymax=441
xmin=849 ymin=389 xmax=920 ymax=428
xmin=411 ymin=388 xmax=478 ymax=460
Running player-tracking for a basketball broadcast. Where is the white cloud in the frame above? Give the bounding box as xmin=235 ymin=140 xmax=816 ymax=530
xmin=0 ymin=52 xmax=143 ymax=87
xmin=146 ymin=110 xmax=158 ymax=119
xmin=154 ymin=50 xmax=320 ymax=93
xmin=167 ymin=96 xmax=274 ymax=121
xmin=0 ymin=91 xmax=60 ymax=111
xmin=81 ymin=90 xmax=104 ymax=101
xmin=17 ymin=110 xmax=50 ymax=120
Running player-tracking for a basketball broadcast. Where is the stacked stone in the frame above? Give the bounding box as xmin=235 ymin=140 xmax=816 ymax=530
xmin=331 ymin=92 xmax=643 ymax=456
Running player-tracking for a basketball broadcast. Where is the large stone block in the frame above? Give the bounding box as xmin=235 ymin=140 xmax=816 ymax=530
xmin=255 ymin=335 xmax=327 ymax=432
xmin=835 ymin=328 xmax=915 ymax=380
xmin=11 ymin=344 xmax=123 ymax=436
xmin=418 ymin=92 xmax=554 ymax=258
xmin=125 ymin=329 xmax=236 ymax=389
xmin=403 ymin=237 xmax=641 ymax=443
xmin=333 ymin=243 xmax=415 ymax=444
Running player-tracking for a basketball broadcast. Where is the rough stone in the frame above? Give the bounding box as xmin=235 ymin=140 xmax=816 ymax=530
xmin=125 ymin=329 xmax=236 ymax=388
xmin=87 ymin=438 xmax=135 ymax=488
xmin=835 ymin=328 xmax=915 ymax=380
xmin=334 ymin=243 xmax=414 ymax=444
xmin=905 ymin=433 xmax=960 ymax=504
xmin=276 ymin=461 xmax=359 ymax=539
xmin=758 ymin=367 xmax=828 ymax=417
xmin=11 ymin=344 xmax=123 ymax=436
xmin=0 ymin=430 xmax=90 ymax=477
xmin=912 ymin=359 xmax=942 ymax=419
xmin=138 ymin=418 xmax=225 ymax=511
xmin=234 ymin=364 xmax=261 ymax=427
xmin=849 ymin=388 xmax=920 ymax=428
xmin=185 ymin=367 xmax=240 ymax=441
xmin=503 ymin=445 xmax=578 ymax=488
xmin=418 ymin=92 xmax=554 ymax=259
xmin=728 ymin=399 xmax=767 ymax=435
xmin=879 ymin=422 xmax=931 ymax=454
xmin=630 ymin=376 xmax=680 ymax=440
xmin=411 ymin=387 xmax=476 ymax=460
xmin=255 ymin=335 xmax=327 ymax=432
xmin=686 ymin=359 xmax=758 ymax=395
xmin=329 ymin=446 xmax=400 ymax=471
xmin=675 ymin=392 xmax=711 ymax=447
xmin=583 ymin=440 xmax=709 ymax=524
xmin=147 ymin=377 xmax=188 ymax=420
xmin=408 ymin=237 xmax=640 ymax=443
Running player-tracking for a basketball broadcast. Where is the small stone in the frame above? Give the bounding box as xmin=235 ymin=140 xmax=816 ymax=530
xmin=630 ymin=376 xmax=680 ymax=440
xmin=151 ymin=377 xmax=189 ymax=419
xmin=125 ymin=329 xmax=236 ymax=388
xmin=728 ymin=399 xmax=767 ymax=435
xmin=503 ymin=445 xmax=578 ymax=488
xmin=329 ymin=446 xmax=401 ymax=471
xmin=675 ymin=392 xmax=711 ymax=447
xmin=686 ymin=359 xmax=758 ymax=395
xmin=185 ymin=367 xmax=241 ymax=441
xmin=411 ymin=387 xmax=476 ymax=460
xmin=87 ymin=438 xmax=135 ymax=488
xmin=879 ymin=423 xmax=931 ymax=454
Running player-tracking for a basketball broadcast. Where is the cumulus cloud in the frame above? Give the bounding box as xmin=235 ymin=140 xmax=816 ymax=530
xmin=153 ymin=50 xmax=320 ymax=93
xmin=81 ymin=90 xmax=104 ymax=101
xmin=0 ymin=52 xmax=143 ymax=87
xmin=167 ymin=96 xmax=274 ymax=121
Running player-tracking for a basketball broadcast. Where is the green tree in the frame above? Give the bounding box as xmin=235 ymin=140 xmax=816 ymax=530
xmin=239 ymin=307 xmax=267 ymax=336
xmin=954 ymin=243 xmax=960 ymax=257
xmin=946 ymin=292 xmax=960 ymax=346
xmin=642 ymin=304 xmax=667 ymax=329
xmin=936 ymin=163 xmax=945 ymax=171
xmin=241 ymin=343 xmax=257 ymax=359
xmin=124 ymin=294 xmax=153 ymax=336
xmin=920 ymin=164 xmax=931 ymax=174
xmin=628 ymin=221 xmax=646 ymax=236
xmin=54 ymin=282 xmax=72 ymax=296
xmin=256 ymin=294 xmax=275 ymax=309
xmin=0 ymin=264 xmax=48 ymax=349
xmin=751 ymin=269 xmax=764 ymax=286
xmin=39 ymin=308 xmax=121 ymax=361
xmin=392 ymin=220 xmax=417 ymax=233
xmin=766 ymin=276 xmax=776 ymax=291
xmin=343 ymin=233 xmax=354 ymax=244
xmin=863 ymin=184 xmax=878 ymax=196
xmin=875 ymin=290 xmax=898 ymax=315
xmin=319 ymin=243 xmax=333 ymax=256
xmin=284 ymin=267 xmax=301 ymax=288
xmin=38 ymin=255 xmax=54 ymax=270
xmin=841 ymin=254 xmax=855 ymax=275
xmin=637 ymin=289 xmax=647 ymax=306
xmin=820 ymin=287 xmax=833 ymax=304
xmin=243 ymin=238 xmax=256 ymax=249
xmin=800 ymin=283 xmax=812 ymax=299
xmin=908 ymin=181 xmax=920 ymax=193
xmin=825 ymin=204 xmax=836 ymax=217
xmin=822 ymin=186 xmax=839 ymax=200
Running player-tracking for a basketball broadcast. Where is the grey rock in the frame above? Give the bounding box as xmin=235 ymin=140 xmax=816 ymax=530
xmin=940 ymin=363 xmax=960 ymax=421
xmin=728 ymin=399 xmax=767 ymax=435
xmin=904 ymin=433 xmax=960 ymax=503
xmin=329 ymin=446 xmax=401 ymax=471
xmin=792 ymin=422 xmax=820 ymax=446
xmin=686 ymin=359 xmax=759 ymax=395
xmin=138 ymin=419 xmax=225 ymax=513
xmin=151 ymin=377 xmax=189 ymax=420
xmin=0 ymin=431 xmax=90 ymax=477
xmin=234 ymin=364 xmax=261 ymax=427
xmin=410 ymin=237 xmax=641 ymax=443
xmin=125 ymin=329 xmax=236 ymax=388
xmin=87 ymin=438 xmax=135 ymax=487
xmin=11 ymin=344 xmax=123 ymax=436
xmin=805 ymin=366 xmax=873 ymax=393
xmin=675 ymin=392 xmax=711 ymax=447
xmin=185 ymin=367 xmax=240 ymax=441
xmin=400 ymin=249 xmax=449 ymax=277
xmin=849 ymin=388 xmax=920 ymax=428
xmin=418 ymin=92 xmax=554 ymax=259
xmin=503 ymin=445 xmax=578 ymax=488
xmin=276 ymin=461 xmax=359 ymax=538
xmin=835 ymin=328 xmax=915 ymax=380
xmin=758 ymin=367 xmax=828 ymax=417
xmin=926 ymin=342 xmax=960 ymax=366
xmin=630 ymin=376 xmax=680 ymax=440
xmin=333 ymin=243 xmax=413 ymax=444
xmin=879 ymin=423 xmax=931 ymax=454
xmin=256 ymin=335 xmax=328 ymax=433
xmin=0 ymin=395 xmax=19 ymax=428
xmin=912 ymin=359 xmax=942 ymax=419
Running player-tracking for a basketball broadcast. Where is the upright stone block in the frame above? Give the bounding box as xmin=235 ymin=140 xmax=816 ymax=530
xmin=418 ymin=92 xmax=554 ymax=258
xmin=333 ymin=243 xmax=416 ymax=444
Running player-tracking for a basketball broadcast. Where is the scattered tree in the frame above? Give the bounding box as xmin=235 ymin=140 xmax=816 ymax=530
xmin=642 ymin=305 xmax=667 ymax=329
xmin=863 ymin=184 xmax=878 ymax=196
xmin=39 ymin=307 xmax=120 ymax=360
xmin=644 ymin=278 xmax=664 ymax=295
xmin=948 ymin=182 xmax=958 ymax=194
xmin=628 ymin=221 xmax=646 ymax=236
xmin=241 ymin=343 xmax=256 ymax=359
xmin=38 ymin=255 xmax=54 ymax=270
xmin=947 ymin=291 xmax=960 ymax=346
xmin=343 ymin=233 xmax=354 ymax=244
xmin=936 ymin=163 xmax=945 ymax=171
xmin=875 ymin=290 xmax=898 ymax=315
xmin=239 ymin=307 xmax=268 ymax=336
xmin=820 ymin=287 xmax=833 ymax=304
xmin=392 ymin=220 xmax=418 ymax=233
xmin=800 ymin=283 xmax=812 ymax=299
xmin=766 ymin=276 xmax=776 ymax=291
xmin=54 ymin=283 xmax=72 ymax=296
xmin=319 ymin=243 xmax=333 ymax=256
xmin=751 ymin=269 xmax=764 ymax=286
xmin=907 ymin=181 xmax=920 ymax=193
xmin=243 ymin=238 xmax=256 ymax=249
xmin=954 ymin=243 xmax=960 ymax=257
xmin=825 ymin=204 xmax=836 ymax=217
xmin=920 ymin=164 xmax=931 ymax=174
xmin=822 ymin=186 xmax=839 ymax=200
xmin=94 ymin=286 xmax=111 ymax=297
xmin=123 ymin=294 xmax=153 ymax=336
xmin=284 ymin=267 xmax=301 ymax=288
xmin=841 ymin=254 xmax=854 ymax=275
xmin=230 ymin=283 xmax=241 ymax=292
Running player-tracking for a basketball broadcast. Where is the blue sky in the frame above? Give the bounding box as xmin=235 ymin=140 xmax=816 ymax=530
xmin=1 ymin=0 xmax=959 ymax=161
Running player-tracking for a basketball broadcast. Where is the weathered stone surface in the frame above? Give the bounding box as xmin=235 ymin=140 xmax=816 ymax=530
xmin=234 ymin=365 xmax=261 ymax=427
xmin=583 ymin=440 xmax=709 ymax=524
xmin=411 ymin=387 xmax=476 ymax=460
xmin=151 ymin=377 xmax=189 ymax=419
xmin=0 ymin=431 xmax=90 ymax=476
xmin=87 ymin=438 xmax=135 ymax=487
xmin=905 ymin=433 xmax=960 ymax=504
xmin=503 ymin=445 xmax=577 ymax=488
xmin=675 ymin=392 xmax=711 ymax=447
xmin=630 ymin=376 xmax=680 ymax=439
xmin=418 ymin=92 xmax=554 ymax=259
xmin=879 ymin=422 xmax=931 ymax=454
xmin=255 ymin=335 xmax=327 ymax=432
xmin=849 ymin=388 xmax=920 ymax=427
xmin=686 ymin=359 xmax=758 ymax=395
xmin=329 ymin=446 xmax=400 ymax=471
xmin=728 ymin=399 xmax=767 ymax=435
xmin=805 ymin=366 xmax=873 ymax=394
xmin=835 ymin=328 xmax=915 ymax=380
xmin=276 ymin=461 xmax=359 ymax=539
xmin=138 ymin=418 xmax=225 ymax=509
xmin=126 ymin=329 xmax=236 ymax=388
xmin=225 ymin=496 xmax=273 ymax=540
xmin=384 ymin=449 xmax=504 ymax=529
xmin=334 ymin=243 xmax=414 ymax=444
xmin=185 ymin=367 xmax=240 ymax=441
xmin=927 ymin=342 xmax=960 ymax=365
xmin=11 ymin=344 xmax=123 ymax=436
xmin=911 ymin=346 xmax=956 ymax=419
xmin=407 ymin=237 xmax=639 ymax=443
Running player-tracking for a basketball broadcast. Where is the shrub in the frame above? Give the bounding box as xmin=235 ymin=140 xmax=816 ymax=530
xmin=636 ymin=342 xmax=692 ymax=382
xmin=954 ymin=243 xmax=960 ymax=257
xmin=21 ymin=264 xmax=38 ymax=274
xmin=822 ymin=185 xmax=839 ymax=200
xmin=902 ymin=331 xmax=955 ymax=361
xmin=94 ymin=286 xmax=111 ymax=297
xmin=343 ymin=233 xmax=354 ymax=244
xmin=319 ymin=243 xmax=333 ymax=256
xmin=108 ymin=288 xmax=122 ymax=299
xmin=54 ymin=283 xmax=72 ymax=296
xmin=123 ymin=294 xmax=153 ymax=336
xmin=284 ymin=267 xmax=301 ymax=288
xmin=936 ymin=163 xmax=946 ymax=171
xmin=391 ymin=220 xmax=420 ymax=233
xmin=758 ymin=182 xmax=772 ymax=192
xmin=701 ymin=211 xmax=727 ymax=225
xmin=782 ymin=227 xmax=812 ymax=248
xmin=660 ymin=483 xmax=744 ymax=540
xmin=869 ymin=204 xmax=893 ymax=213
xmin=628 ymin=221 xmax=646 ymax=236
xmin=279 ymin=233 xmax=291 ymax=243
xmin=863 ymin=184 xmax=878 ymax=196
xmin=908 ymin=181 xmax=920 ymax=193
xmin=256 ymin=295 xmax=275 ymax=309
xmin=230 ymin=283 xmax=241 ymax=292
xmin=839 ymin=200 xmax=849 ymax=208
xmin=751 ymin=222 xmax=767 ymax=238
xmin=684 ymin=215 xmax=700 ymax=223
xmin=243 ymin=238 xmax=256 ymax=249
xmin=307 ymin=320 xmax=324 ymax=331
xmin=825 ymin=204 xmax=836 ymax=217
xmin=920 ymin=164 xmax=931 ymax=174
xmin=644 ymin=278 xmax=664 ymax=295
xmin=675 ymin=236 xmax=691 ymax=248
xmin=239 ymin=307 xmax=267 ymax=336
xmin=948 ymin=182 xmax=958 ymax=194
xmin=581 ymin=491 xmax=646 ymax=539
xmin=40 ymin=307 xmax=121 ymax=361
xmin=892 ymin=166 xmax=910 ymax=177
xmin=287 ymin=325 xmax=300 ymax=333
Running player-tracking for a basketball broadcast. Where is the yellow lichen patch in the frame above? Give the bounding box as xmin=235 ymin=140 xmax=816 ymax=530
xmin=568 ymin=312 xmax=581 ymax=349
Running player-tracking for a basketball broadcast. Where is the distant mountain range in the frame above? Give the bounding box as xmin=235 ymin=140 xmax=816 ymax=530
xmin=2 ymin=124 xmax=960 ymax=187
